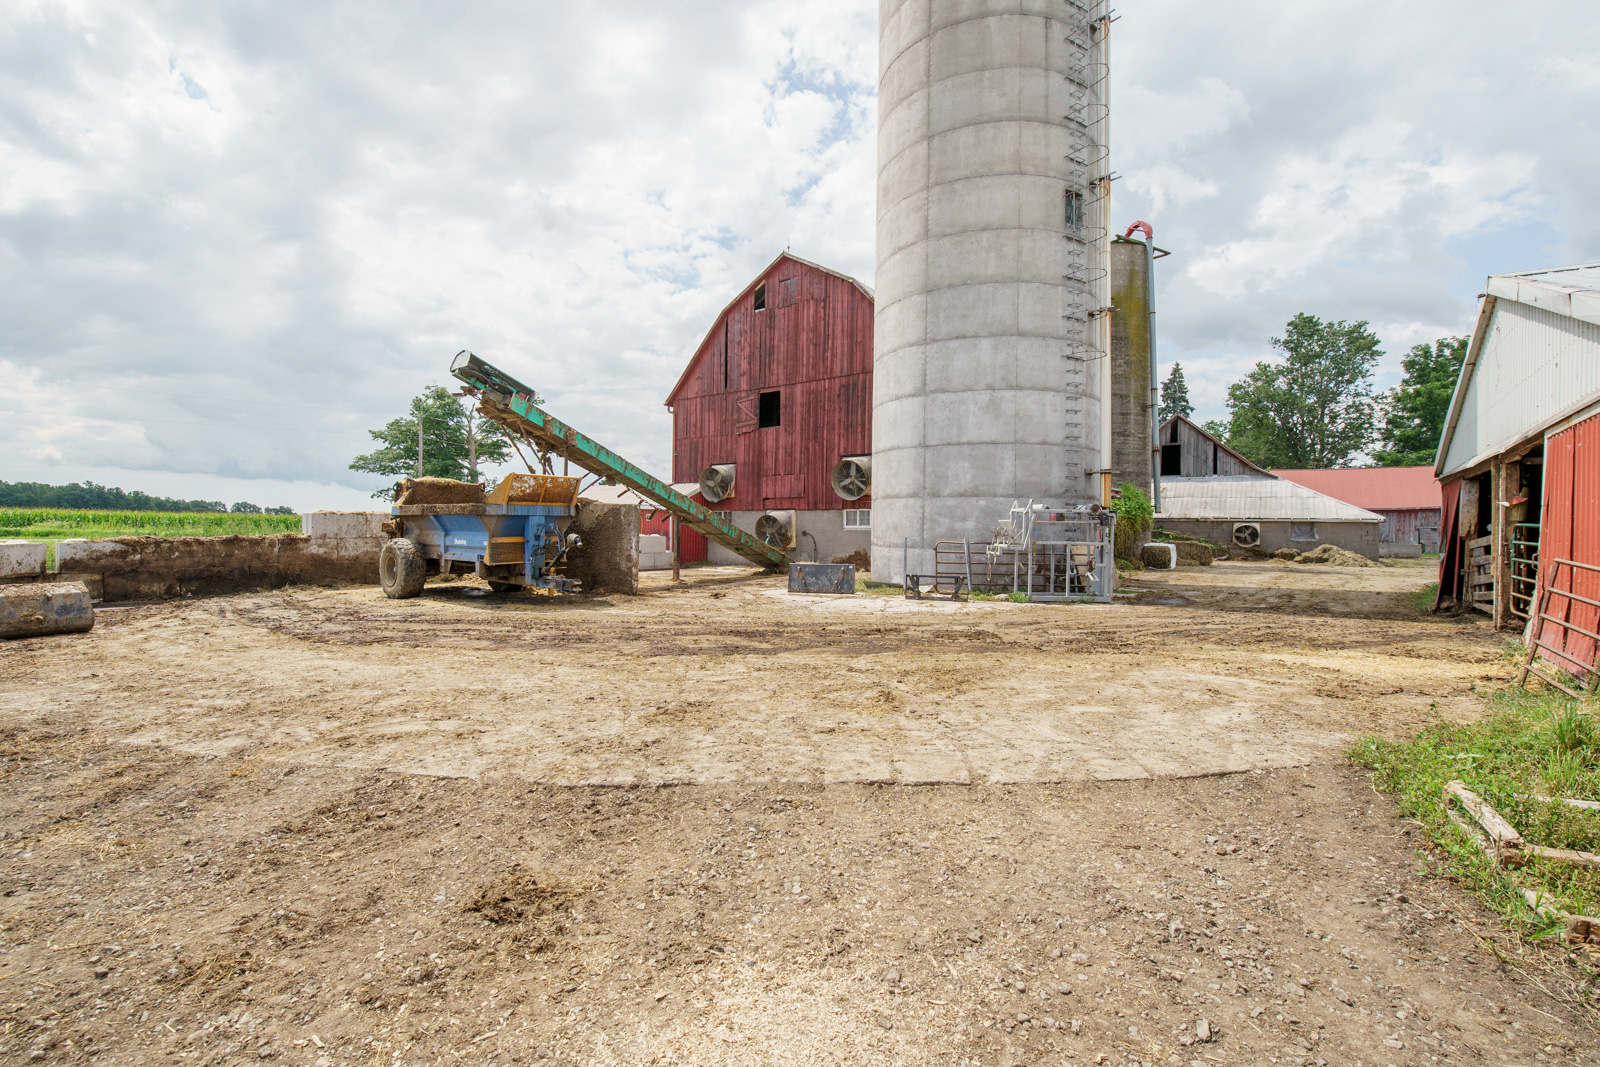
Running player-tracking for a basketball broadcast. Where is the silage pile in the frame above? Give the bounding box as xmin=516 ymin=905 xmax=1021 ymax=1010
xmin=1294 ymin=544 xmax=1379 ymax=567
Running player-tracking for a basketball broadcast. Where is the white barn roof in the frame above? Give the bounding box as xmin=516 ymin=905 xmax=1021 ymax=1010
xmin=1156 ymin=476 xmax=1382 ymax=523
xmin=1437 ymin=262 xmax=1600 ymax=478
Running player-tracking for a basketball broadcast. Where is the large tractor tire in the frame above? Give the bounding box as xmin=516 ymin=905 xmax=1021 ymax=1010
xmin=379 ymin=538 xmax=428 ymax=599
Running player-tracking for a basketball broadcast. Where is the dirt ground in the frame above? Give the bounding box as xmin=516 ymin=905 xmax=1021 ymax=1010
xmin=1 ymin=559 xmax=1594 ymax=1065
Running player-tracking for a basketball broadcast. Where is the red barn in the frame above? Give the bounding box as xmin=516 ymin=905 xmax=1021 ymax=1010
xmin=1272 ymin=467 xmax=1442 ymax=556
xmin=665 ymin=253 xmax=875 ymax=564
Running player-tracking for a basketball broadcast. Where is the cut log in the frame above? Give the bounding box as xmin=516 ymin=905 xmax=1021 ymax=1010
xmin=1443 ymin=781 xmax=1524 ymax=860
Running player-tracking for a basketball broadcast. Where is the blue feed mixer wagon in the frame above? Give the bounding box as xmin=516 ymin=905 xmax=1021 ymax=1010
xmin=380 ymin=473 xmax=582 ymax=598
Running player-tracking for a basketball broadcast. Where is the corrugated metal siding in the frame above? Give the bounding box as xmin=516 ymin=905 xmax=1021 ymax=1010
xmin=670 ymin=258 xmax=874 ymax=511
xmin=1534 ymin=412 xmax=1600 ymax=669
xmin=1274 ymin=467 xmax=1441 ymax=511
xmin=1156 ymin=477 xmax=1383 ymax=522
xmin=1442 ymin=299 xmax=1600 ymax=476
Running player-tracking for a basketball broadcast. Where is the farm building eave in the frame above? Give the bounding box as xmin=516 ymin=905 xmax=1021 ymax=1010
xmin=1436 ymin=261 xmax=1600 ymax=479
xmin=1272 ymin=467 xmax=1441 ymax=512
xmin=1155 ymin=476 xmax=1383 ymax=523
xmin=663 ymin=252 xmax=874 ymax=408
xmin=1157 ymin=415 xmax=1273 ymax=477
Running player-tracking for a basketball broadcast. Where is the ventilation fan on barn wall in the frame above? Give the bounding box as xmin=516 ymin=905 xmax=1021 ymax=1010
xmin=830 ymin=455 xmax=871 ymax=501
xmin=754 ymin=510 xmax=796 ymax=549
xmin=1233 ymin=522 xmax=1261 ymax=548
xmin=698 ymin=463 xmax=735 ymax=503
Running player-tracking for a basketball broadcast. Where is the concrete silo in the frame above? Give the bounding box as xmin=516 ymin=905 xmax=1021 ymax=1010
xmin=871 ymin=0 xmax=1113 ymax=583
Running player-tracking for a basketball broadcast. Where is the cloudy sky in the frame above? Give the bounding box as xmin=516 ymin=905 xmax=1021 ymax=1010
xmin=3 ymin=1 xmax=1595 ymax=509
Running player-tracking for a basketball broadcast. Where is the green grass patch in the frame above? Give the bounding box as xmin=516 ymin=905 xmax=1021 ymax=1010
xmin=0 ymin=508 xmax=301 ymax=541
xmin=1410 ymin=581 xmax=1439 ymax=613
xmin=1352 ymin=687 xmax=1600 ymax=933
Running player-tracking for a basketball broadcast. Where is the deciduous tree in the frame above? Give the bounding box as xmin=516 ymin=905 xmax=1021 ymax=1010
xmin=1373 ymin=336 xmax=1468 ymax=467
xmin=350 ymin=385 xmax=513 ymax=497
xmin=1216 ymin=313 xmax=1381 ymax=469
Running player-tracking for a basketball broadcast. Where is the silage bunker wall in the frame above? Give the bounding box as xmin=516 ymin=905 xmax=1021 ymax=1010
xmin=51 ymin=512 xmax=385 ymax=601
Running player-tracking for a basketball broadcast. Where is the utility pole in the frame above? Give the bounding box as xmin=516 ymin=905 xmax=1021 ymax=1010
xmin=417 ymin=407 xmax=424 ymax=478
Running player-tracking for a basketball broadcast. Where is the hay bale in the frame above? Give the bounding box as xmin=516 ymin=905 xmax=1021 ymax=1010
xmin=1172 ymin=541 xmax=1213 ymax=567
xmin=397 ymin=478 xmax=485 ymax=506
xmin=1294 ymin=543 xmax=1378 ymax=567
xmin=1141 ymin=543 xmax=1176 ymax=569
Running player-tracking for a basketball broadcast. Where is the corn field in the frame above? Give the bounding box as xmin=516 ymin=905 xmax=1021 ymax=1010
xmin=0 ymin=508 xmax=302 ymax=540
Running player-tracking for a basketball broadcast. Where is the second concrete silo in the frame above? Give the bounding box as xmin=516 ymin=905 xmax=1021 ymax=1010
xmin=871 ymin=0 xmax=1112 ymax=582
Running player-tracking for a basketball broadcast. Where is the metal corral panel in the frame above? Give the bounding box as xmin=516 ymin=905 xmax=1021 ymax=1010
xmin=667 ymin=254 xmax=874 ymax=512
xmin=1534 ymin=411 xmax=1600 ymax=669
xmin=1155 ymin=476 xmax=1383 ymax=523
xmin=1441 ymin=296 xmax=1600 ymax=477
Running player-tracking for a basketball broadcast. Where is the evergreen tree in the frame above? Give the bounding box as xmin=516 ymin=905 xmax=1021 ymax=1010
xmin=349 ymin=385 xmax=513 ymax=497
xmin=1158 ymin=363 xmax=1193 ymax=421
xmin=1216 ymin=313 xmax=1381 ymax=469
xmin=1372 ymin=336 xmax=1468 ymax=467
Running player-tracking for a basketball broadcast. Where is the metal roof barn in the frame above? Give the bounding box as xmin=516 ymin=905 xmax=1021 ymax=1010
xmin=1156 ymin=477 xmax=1383 ymax=523
xmin=1438 ymin=262 xmax=1600 ymax=480
xmin=1433 ymin=261 xmax=1600 ymax=635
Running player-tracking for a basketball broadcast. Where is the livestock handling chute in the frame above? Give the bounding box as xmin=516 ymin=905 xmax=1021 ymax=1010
xmin=449 ymin=351 xmax=792 ymax=571
xmin=379 ymin=473 xmax=582 ymax=598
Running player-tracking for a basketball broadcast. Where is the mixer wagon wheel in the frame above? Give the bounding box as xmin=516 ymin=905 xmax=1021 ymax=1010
xmin=379 ymin=538 xmax=429 ymax=599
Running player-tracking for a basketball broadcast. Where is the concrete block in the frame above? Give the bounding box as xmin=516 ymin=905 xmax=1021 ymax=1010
xmin=873 ymin=346 xmax=929 ymax=404
xmin=925 ymin=337 xmax=1017 ymax=393
xmin=928 ymin=69 xmax=1023 ymax=135
xmin=870 ymin=395 xmax=928 ymax=455
xmin=927 ymin=123 xmax=1021 ymax=185
xmin=924 ymin=390 xmax=1016 ymax=447
xmin=927 ymin=281 xmax=1020 ymax=340
xmin=874 ymin=243 xmax=929 ymax=307
xmin=0 ymin=581 xmax=94 ymax=639
xmin=874 ymin=292 xmax=929 ymax=357
xmin=54 ymin=539 xmax=130 ymax=571
xmin=876 ymin=187 xmax=930 ymax=261
xmin=879 ymin=83 xmax=932 ymax=165
xmin=922 ymin=442 xmax=1017 ymax=497
xmin=929 ymin=13 xmax=1047 ymax=81
xmin=0 ymin=541 xmax=46 ymax=579
xmin=302 ymin=511 xmax=386 ymax=541
xmin=879 ymin=35 xmax=929 ymax=114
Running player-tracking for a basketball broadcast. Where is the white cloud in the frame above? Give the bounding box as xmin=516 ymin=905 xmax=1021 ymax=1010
xmin=1 ymin=0 xmax=1596 ymax=502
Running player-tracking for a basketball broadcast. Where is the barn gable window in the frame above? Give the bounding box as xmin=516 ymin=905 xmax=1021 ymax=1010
xmin=753 ymin=282 xmax=766 ymax=311
xmin=758 ymin=390 xmax=781 ymax=428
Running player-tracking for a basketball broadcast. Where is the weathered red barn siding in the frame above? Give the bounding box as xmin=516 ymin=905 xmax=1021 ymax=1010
xmin=666 ymin=255 xmax=874 ymax=513
xmin=1534 ymin=411 xmax=1600 ymax=670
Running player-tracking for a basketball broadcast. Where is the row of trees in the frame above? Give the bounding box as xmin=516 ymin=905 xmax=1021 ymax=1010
xmin=349 ymin=385 xmax=512 ymax=497
xmin=0 ymin=481 xmax=293 ymax=514
xmin=1157 ymin=313 xmax=1469 ymax=469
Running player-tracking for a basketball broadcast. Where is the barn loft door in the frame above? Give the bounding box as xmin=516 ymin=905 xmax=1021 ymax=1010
xmin=735 ymin=391 xmax=759 ymax=434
